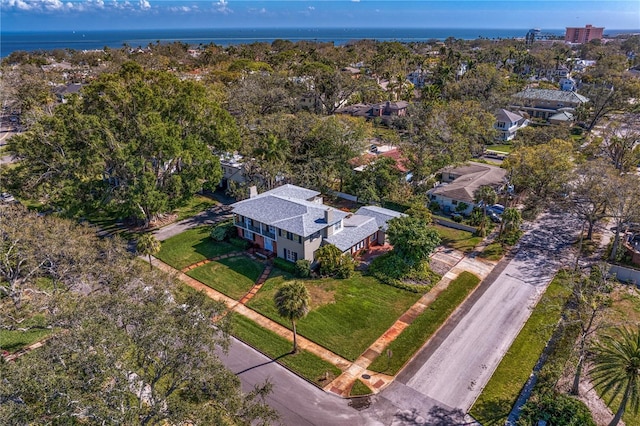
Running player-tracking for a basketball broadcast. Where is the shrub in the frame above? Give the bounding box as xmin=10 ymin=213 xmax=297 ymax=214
xmin=428 ymin=201 xmax=441 ymax=212
xmin=229 ymin=237 xmax=250 ymax=249
xmin=210 ymin=220 xmax=236 ymax=242
xmin=294 ymin=259 xmax=311 ymax=278
xmin=499 ymin=230 xmax=523 ymax=246
xmin=451 ymin=214 xmax=463 ymax=223
xmin=273 ymin=257 xmax=296 ymax=274
xmin=368 ymin=252 xmax=439 ymax=293
xmin=314 ymin=245 xmax=355 ymax=278
xmin=518 ymin=393 xmax=595 ymax=426
xmin=455 ymin=202 xmax=469 ymax=213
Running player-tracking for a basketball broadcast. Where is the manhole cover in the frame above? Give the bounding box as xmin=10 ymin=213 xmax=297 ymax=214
xmin=361 ymin=374 xmax=371 ymax=379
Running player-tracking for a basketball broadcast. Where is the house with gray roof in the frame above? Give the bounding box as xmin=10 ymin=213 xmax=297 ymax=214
xmin=232 ymin=184 xmax=403 ymax=261
xmin=428 ymin=163 xmax=507 ymax=215
xmin=494 ymin=109 xmax=528 ymax=141
xmin=509 ymin=88 xmax=589 ymax=123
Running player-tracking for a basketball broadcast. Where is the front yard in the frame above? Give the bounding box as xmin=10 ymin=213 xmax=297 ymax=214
xmin=434 ymin=224 xmax=482 ymax=253
xmin=155 ymin=227 xmax=239 ymax=270
xmin=246 ymin=270 xmax=422 ymax=361
xmin=186 ymin=256 xmax=264 ymax=300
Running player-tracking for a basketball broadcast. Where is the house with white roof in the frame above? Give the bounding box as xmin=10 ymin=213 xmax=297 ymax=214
xmin=231 ymin=184 xmax=404 ymax=261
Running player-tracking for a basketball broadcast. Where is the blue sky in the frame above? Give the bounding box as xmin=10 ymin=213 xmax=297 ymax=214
xmin=1 ymin=0 xmax=639 ymax=32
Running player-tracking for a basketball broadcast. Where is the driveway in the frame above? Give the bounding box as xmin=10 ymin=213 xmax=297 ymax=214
xmin=378 ymin=211 xmax=579 ymax=422
xmin=153 ymin=204 xmax=232 ymax=241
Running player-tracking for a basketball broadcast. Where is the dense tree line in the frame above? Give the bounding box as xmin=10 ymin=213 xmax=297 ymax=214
xmin=0 ymin=206 xmax=276 ymax=424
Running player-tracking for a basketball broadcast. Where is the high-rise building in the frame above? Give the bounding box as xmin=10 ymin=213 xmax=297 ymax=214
xmin=565 ymin=24 xmax=604 ymax=43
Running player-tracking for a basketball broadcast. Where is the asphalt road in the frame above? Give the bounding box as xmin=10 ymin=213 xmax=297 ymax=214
xmin=219 ymin=338 xmax=387 ymax=426
xmin=379 ymin=211 xmax=578 ymax=422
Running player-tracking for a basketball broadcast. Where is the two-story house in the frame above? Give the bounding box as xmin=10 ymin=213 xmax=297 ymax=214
xmin=494 ymin=109 xmax=528 ymax=141
xmin=509 ymin=88 xmax=589 ymax=122
xmin=231 ymin=184 xmax=403 ymax=262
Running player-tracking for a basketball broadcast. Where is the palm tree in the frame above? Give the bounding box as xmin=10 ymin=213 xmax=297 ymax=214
xmin=500 ymin=207 xmax=522 ymax=238
xmin=137 ymin=233 xmax=161 ymax=271
xmin=274 ymin=281 xmax=311 ymax=353
xmin=474 ymin=186 xmax=497 ymax=237
xmin=590 ymin=327 xmax=640 ymax=426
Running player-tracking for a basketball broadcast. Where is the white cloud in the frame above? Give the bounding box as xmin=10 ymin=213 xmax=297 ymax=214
xmin=139 ymin=0 xmax=150 ymax=10
xmin=215 ymin=0 xmax=232 ymax=14
xmin=352 ymin=0 xmax=360 ymax=2
xmin=308 ymin=6 xmax=314 ymax=11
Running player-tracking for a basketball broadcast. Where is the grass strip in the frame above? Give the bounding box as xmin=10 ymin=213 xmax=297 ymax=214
xmin=434 ymin=225 xmax=483 ymax=253
xmin=231 ymin=314 xmax=341 ymax=387
xmin=174 ymin=195 xmax=218 ymax=221
xmin=350 ymin=379 xmax=373 ymax=396
xmin=469 ymin=273 xmax=571 ymax=425
xmin=0 ymin=328 xmax=52 ymax=353
xmin=368 ymin=271 xmax=481 ymax=374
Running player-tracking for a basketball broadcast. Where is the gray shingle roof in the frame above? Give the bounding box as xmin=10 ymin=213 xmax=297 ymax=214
xmin=232 ymin=195 xmax=347 ymax=237
xmin=260 ymin=184 xmax=320 ymax=201
xmin=325 ymin=215 xmax=379 ymax=252
xmin=496 ymin=108 xmax=523 ymax=123
xmin=355 ymin=206 xmax=405 ymax=231
xmin=513 ymin=88 xmax=589 ymax=104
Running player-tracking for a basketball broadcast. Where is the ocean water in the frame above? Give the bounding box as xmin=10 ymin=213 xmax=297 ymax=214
xmin=1 ymin=27 xmax=569 ymax=57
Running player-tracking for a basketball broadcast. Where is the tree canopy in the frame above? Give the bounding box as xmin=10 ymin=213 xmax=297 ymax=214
xmin=386 ymin=215 xmax=441 ymax=266
xmin=7 ymin=62 xmax=240 ymax=226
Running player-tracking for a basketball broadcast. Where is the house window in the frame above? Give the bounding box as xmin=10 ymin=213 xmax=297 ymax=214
xmin=286 ymin=231 xmax=294 ymax=240
xmin=269 ymin=225 xmax=276 ymax=235
xmin=245 ymin=217 xmax=252 ymax=227
xmin=245 ymin=230 xmax=255 ymax=241
xmin=370 ymin=234 xmax=376 ymax=243
xmin=452 ymin=200 xmax=458 ymax=205
xmin=284 ymin=248 xmax=298 ymax=262
xmin=333 ymin=221 xmax=342 ymax=233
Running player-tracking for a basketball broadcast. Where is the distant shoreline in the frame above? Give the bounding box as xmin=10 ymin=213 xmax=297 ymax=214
xmin=2 ymin=27 xmax=638 ymax=58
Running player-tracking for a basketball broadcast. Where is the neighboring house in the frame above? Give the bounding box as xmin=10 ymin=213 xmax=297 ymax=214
xmin=549 ymin=111 xmax=575 ymax=125
xmin=407 ymin=68 xmax=429 ymax=88
xmin=231 ymin=184 xmax=403 ymax=261
xmin=494 ymin=109 xmax=528 ymax=141
xmin=559 ymin=77 xmax=577 ymax=92
xmin=351 ymin=144 xmax=411 ymax=181
xmin=335 ymin=100 xmax=409 ymax=122
xmin=219 ymin=153 xmax=248 ymax=189
xmin=55 ymin=83 xmax=83 ymax=103
xmin=509 ymin=88 xmax=589 ymax=122
xmin=428 ymin=162 xmax=507 ymax=215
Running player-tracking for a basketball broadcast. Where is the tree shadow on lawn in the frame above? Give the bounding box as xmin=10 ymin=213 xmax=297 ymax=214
xmin=216 ymin=256 xmax=264 ymax=283
xmin=469 ymin=397 xmax=513 ymax=426
xmin=193 ymin=239 xmax=239 ymax=260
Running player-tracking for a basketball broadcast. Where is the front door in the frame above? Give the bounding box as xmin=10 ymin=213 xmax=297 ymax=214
xmin=264 ymin=238 xmax=273 ymax=252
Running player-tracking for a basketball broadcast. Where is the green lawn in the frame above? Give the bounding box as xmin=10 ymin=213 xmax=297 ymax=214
xmin=368 ymin=272 xmax=481 ymax=374
xmin=187 ymin=256 xmax=264 ymax=300
xmin=350 ymin=379 xmax=373 ymax=396
xmin=156 ymin=227 xmax=239 ymax=270
xmin=478 ymin=242 xmax=505 ymax=261
xmin=469 ymin=273 xmax=572 ymax=425
xmin=0 ymin=314 xmax=52 ymax=353
xmin=0 ymin=328 xmax=52 ymax=353
xmin=174 ymin=195 xmax=219 ymax=221
xmin=487 ymin=144 xmax=514 ymax=153
xmin=434 ymin=225 xmax=483 ymax=253
xmin=246 ymin=271 xmax=421 ymax=361
xmin=231 ymin=314 xmax=341 ymax=387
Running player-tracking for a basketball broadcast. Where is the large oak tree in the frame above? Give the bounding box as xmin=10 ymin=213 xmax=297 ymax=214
xmin=7 ymin=62 xmax=240 ymax=226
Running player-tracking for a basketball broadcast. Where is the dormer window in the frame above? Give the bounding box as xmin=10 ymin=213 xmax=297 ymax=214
xmin=333 ymin=220 xmax=343 ymax=233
